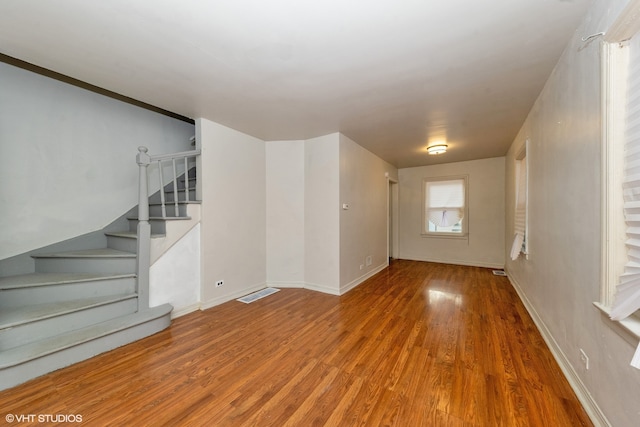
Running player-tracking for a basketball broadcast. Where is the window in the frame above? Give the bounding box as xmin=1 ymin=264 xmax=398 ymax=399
xmin=422 ymin=176 xmax=468 ymax=237
xmin=610 ymin=34 xmax=640 ymax=323
xmin=599 ymin=5 xmax=640 ymax=368
xmin=510 ymin=143 xmax=528 ymax=260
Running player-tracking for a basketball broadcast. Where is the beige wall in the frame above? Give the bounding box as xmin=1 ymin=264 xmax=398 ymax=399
xmin=266 ymin=140 xmax=305 ymax=287
xmin=339 ymin=134 xmax=398 ymax=292
xmin=265 ymin=133 xmax=397 ymax=295
xmin=198 ymin=119 xmax=267 ymax=308
xmin=398 ymin=157 xmax=505 ymax=269
xmin=304 ymin=134 xmax=341 ymax=294
xmin=200 ymin=128 xmax=394 ymax=303
xmin=504 ymin=1 xmax=640 ymax=426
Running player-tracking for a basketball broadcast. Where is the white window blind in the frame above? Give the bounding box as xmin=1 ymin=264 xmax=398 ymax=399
xmin=425 ymin=179 xmax=465 ymax=229
xmin=612 ymin=33 xmax=640 ymax=357
xmin=510 ymin=155 xmax=527 ymax=260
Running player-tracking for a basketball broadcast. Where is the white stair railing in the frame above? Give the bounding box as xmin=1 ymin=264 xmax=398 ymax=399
xmin=136 ymin=145 xmax=201 ymax=311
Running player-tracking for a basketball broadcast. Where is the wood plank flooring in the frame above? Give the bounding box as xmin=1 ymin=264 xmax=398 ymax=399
xmin=0 ymin=260 xmax=592 ymax=426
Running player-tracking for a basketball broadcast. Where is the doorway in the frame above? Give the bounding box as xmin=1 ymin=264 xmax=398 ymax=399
xmin=387 ymin=178 xmax=399 ymax=262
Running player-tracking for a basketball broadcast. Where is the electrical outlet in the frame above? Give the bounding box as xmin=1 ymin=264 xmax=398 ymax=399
xmin=216 ymin=280 xmax=224 ymax=287
xmin=579 ymin=348 xmax=589 ymax=370
xmin=360 ymin=264 xmax=364 ymax=270
xmin=366 ymin=256 xmax=372 ymax=266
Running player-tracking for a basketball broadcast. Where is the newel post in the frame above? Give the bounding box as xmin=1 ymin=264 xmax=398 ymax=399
xmin=136 ymin=146 xmax=151 ymax=311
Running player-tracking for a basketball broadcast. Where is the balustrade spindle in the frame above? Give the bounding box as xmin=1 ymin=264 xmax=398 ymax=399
xmin=184 ymin=157 xmax=190 ymax=203
xmin=134 ymin=146 xmax=200 ymax=311
xmin=157 ymin=160 xmax=167 ymax=218
xmin=136 ymin=146 xmax=151 ymax=311
xmin=172 ymin=158 xmax=179 ymax=216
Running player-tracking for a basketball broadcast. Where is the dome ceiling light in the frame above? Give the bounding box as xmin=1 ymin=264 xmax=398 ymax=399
xmin=427 ymin=144 xmax=448 ymax=155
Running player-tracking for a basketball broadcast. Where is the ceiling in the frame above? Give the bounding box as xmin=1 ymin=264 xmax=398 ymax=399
xmin=0 ymin=0 xmax=591 ymax=168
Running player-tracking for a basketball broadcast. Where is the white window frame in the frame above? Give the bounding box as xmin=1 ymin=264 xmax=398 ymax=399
xmin=421 ymin=175 xmax=469 ymax=239
xmin=511 ymin=141 xmax=529 ymax=260
xmin=600 ymin=40 xmax=628 ymax=309
xmin=598 ymin=3 xmax=640 ymax=352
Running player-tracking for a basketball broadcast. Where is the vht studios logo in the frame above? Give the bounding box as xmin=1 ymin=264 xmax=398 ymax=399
xmin=5 ymin=413 xmax=83 ymax=423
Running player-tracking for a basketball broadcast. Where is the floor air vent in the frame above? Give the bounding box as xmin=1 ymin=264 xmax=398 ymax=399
xmin=492 ymin=270 xmax=507 ymax=276
xmin=237 ymin=287 xmax=280 ymax=304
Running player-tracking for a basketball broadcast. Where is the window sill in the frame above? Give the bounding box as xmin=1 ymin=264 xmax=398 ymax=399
xmin=593 ymin=302 xmax=640 ymax=347
xmin=421 ymin=233 xmax=468 ymax=240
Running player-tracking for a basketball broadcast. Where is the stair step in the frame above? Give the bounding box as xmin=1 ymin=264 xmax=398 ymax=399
xmin=105 ymin=231 xmax=164 ymax=252
xmin=105 ymin=231 xmax=165 ymax=238
xmin=149 ymin=200 xmax=200 ymax=206
xmin=127 ymin=216 xmax=192 ymax=233
xmin=0 ymin=273 xmax=136 ymax=307
xmin=32 ymin=248 xmax=136 ymax=274
xmin=0 ymin=304 xmax=172 ymax=390
xmin=0 ymin=294 xmax=138 ymax=350
xmin=150 ymin=188 xmax=197 ymax=203
xmin=147 ymin=203 xmax=190 ymax=217
xmin=128 ymin=216 xmax=193 ymax=220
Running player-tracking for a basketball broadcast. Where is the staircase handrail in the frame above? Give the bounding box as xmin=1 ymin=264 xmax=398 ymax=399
xmin=136 ymin=145 xmax=200 ymax=311
xmin=148 ymin=149 xmax=201 ymax=162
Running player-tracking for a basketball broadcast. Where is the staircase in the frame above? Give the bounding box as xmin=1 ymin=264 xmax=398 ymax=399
xmin=0 ymin=146 xmax=200 ymax=391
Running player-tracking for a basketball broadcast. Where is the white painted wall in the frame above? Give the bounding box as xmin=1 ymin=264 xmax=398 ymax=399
xmin=265 ymin=134 xmax=395 ymax=295
xmin=339 ymin=134 xmax=398 ymax=292
xmin=505 ymin=1 xmax=640 ymax=426
xmin=198 ymin=119 xmax=267 ymax=308
xmin=266 ymin=140 xmax=305 ymax=287
xmin=398 ymin=157 xmax=505 ymax=268
xmin=0 ymin=62 xmax=195 ymax=260
xmin=304 ymin=133 xmax=340 ymax=294
xmin=149 ymin=224 xmax=200 ymax=317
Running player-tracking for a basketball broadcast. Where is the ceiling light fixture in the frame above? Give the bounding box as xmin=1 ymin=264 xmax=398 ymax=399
xmin=427 ymin=144 xmax=448 ymax=155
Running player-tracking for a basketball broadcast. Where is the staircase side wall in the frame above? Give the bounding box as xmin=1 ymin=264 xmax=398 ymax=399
xmin=0 ymin=62 xmax=195 ymax=261
xmin=150 ymin=223 xmax=201 ymax=317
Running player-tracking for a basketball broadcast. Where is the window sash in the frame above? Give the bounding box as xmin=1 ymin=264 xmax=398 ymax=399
xmin=422 ymin=176 xmax=467 ymax=235
xmin=612 ymin=34 xmax=640 ymax=322
xmin=510 ymin=154 xmax=527 ymax=260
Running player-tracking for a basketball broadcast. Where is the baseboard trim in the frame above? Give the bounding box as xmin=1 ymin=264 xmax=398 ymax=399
xmin=170 ymin=302 xmax=201 ymax=319
xmin=340 ymin=263 xmax=388 ymax=295
xmin=266 ymin=281 xmax=340 ymax=295
xmin=302 ymin=282 xmax=341 ymax=296
xmin=507 ymin=273 xmax=610 ymax=427
xmin=399 ymin=254 xmax=504 ymax=270
xmin=267 ymin=281 xmax=306 ymax=289
xmin=200 ymin=283 xmax=267 ymax=311
xmin=201 ymin=265 xmax=389 ymax=310
xmin=268 ymin=268 xmax=388 ymax=296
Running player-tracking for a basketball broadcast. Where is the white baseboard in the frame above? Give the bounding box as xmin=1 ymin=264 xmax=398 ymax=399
xmin=170 ymin=302 xmax=201 ymax=319
xmin=507 ymin=273 xmax=610 ymax=427
xmin=200 ymin=265 xmax=390 ymax=311
xmin=300 ymin=282 xmax=341 ymax=296
xmin=267 ymin=281 xmax=306 ymax=289
xmin=340 ymin=262 xmax=388 ymax=295
xmin=268 ymin=265 xmax=388 ymax=296
xmin=399 ymin=254 xmax=504 ymax=270
xmin=200 ymin=282 xmax=267 ymax=311
xmin=266 ymin=280 xmax=340 ymax=295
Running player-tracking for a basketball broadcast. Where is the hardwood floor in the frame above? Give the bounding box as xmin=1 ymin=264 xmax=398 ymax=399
xmin=0 ymin=260 xmax=592 ymax=426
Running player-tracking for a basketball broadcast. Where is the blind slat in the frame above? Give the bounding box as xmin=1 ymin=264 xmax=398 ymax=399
xmin=612 ymin=34 xmax=640 ymax=324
